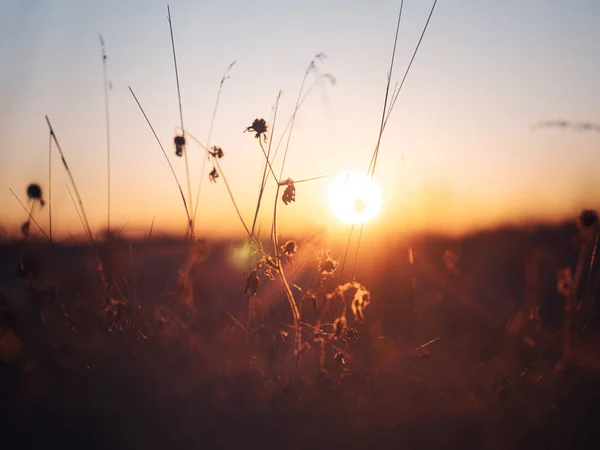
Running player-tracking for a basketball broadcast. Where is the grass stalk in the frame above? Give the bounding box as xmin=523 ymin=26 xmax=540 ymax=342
xmin=167 ymin=5 xmax=193 ymax=221
xmin=45 ymin=115 xmax=94 ymax=244
xmin=251 ymin=91 xmax=282 ymax=237
xmin=9 ymin=189 xmax=50 ymax=242
xmin=128 ymin=86 xmax=194 ymax=236
xmin=66 ymin=184 xmax=91 ymax=244
xmin=191 ymin=61 xmax=236 ymax=234
xmin=185 ymin=130 xmax=252 ymax=237
xmin=348 ymin=0 xmax=437 ymax=284
xmin=98 ymin=34 xmax=112 ymax=238
xmin=48 ymin=131 xmax=53 ymax=242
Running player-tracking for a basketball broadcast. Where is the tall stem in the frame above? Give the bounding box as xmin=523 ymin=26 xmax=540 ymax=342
xmin=99 ymin=34 xmax=112 ymax=238
xmin=48 ymin=131 xmax=52 ymax=242
xmin=167 ymin=5 xmax=193 ymax=229
xmin=46 ymin=116 xmax=94 ymax=244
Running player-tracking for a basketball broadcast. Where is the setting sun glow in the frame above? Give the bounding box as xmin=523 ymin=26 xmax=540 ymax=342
xmin=328 ymin=171 xmax=383 ymax=225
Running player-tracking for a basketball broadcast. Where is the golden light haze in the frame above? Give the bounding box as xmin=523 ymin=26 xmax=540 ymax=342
xmin=1 ymin=0 xmax=599 ymax=241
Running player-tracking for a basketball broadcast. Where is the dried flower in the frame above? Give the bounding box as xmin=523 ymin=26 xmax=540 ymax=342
xmin=244 ymin=269 xmax=260 ymax=296
xmin=209 ymin=167 xmax=219 ymax=183
xmin=318 ymin=253 xmax=338 ymax=276
xmin=174 ymin=135 xmax=186 ymax=157
xmin=245 ymin=118 xmax=268 ymax=142
xmin=209 ymin=146 xmax=224 ymax=159
xmin=281 ymin=178 xmax=296 ymax=205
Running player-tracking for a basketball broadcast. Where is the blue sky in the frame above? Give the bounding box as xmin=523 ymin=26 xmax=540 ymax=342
xmin=1 ymin=0 xmax=599 ymax=239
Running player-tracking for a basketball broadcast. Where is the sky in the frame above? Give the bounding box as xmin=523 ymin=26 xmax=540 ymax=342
xmin=1 ymin=0 xmax=599 ymax=241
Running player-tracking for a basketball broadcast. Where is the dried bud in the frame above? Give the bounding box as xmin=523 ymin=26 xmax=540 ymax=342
xmin=21 ymin=221 xmax=30 ymax=237
xmin=209 ymin=167 xmax=219 ymax=183
xmin=174 ymin=135 xmax=186 ymax=157
xmin=578 ymin=209 xmax=599 ymax=230
xmin=244 ymin=269 xmax=260 ymax=296
xmin=281 ymin=179 xmax=296 ymax=205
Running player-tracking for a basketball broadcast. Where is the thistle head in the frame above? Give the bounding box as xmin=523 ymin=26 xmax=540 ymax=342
xmin=281 ymin=240 xmax=298 ymax=258
xmin=27 ymin=183 xmax=45 ymax=207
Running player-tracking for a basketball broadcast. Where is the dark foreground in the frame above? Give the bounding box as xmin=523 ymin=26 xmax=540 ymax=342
xmin=2 ymin=223 xmax=600 ymax=449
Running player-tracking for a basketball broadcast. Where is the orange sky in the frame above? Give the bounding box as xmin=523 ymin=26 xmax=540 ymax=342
xmin=1 ymin=0 xmax=600 ymax=242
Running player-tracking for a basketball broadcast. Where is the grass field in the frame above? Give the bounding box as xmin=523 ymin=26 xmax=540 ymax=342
xmin=2 ymin=221 xmax=600 ymax=449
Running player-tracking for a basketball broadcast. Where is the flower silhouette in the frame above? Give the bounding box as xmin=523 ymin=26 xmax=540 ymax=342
xmin=174 ymin=135 xmax=186 ymax=157
xmin=245 ymin=118 xmax=268 ymax=142
xmin=209 ymin=167 xmax=219 ymax=183
xmin=281 ymin=178 xmax=296 ymax=205
xmin=209 ymin=146 xmax=224 ymax=159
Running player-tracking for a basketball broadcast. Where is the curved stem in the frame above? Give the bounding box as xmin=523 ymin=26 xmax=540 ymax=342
xmin=270 ymin=183 xmax=301 ymax=357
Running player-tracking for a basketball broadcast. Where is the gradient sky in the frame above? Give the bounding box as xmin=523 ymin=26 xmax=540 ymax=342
xmin=1 ymin=0 xmax=599 ymax=241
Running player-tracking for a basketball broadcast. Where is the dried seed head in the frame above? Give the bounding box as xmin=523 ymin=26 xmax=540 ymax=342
xmin=26 ymin=183 xmax=45 ymax=207
xmin=174 ymin=135 xmax=186 ymax=157
xmin=27 ymin=183 xmax=43 ymax=201
xmin=342 ymin=327 xmax=358 ymax=342
xmin=209 ymin=167 xmax=219 ymax=183
xmin=21 ymin=221 xmax=30 ymax=237
xmin=578 ymin=209 xmax=599 ymax=230
xmin=282 ymin=240 xmax=298 ymax=257
xmin=244 ymin=269 xmax=260 ymax=296
xmin=281 ymin=179 xmax=296 ymax=205
xmin=244 ymin=118 xmax=268 ymax=142
xmin=209 ymin=146 xmax=224 ymax=159
xmin=318 ymin=256 xmax=338 ymax=276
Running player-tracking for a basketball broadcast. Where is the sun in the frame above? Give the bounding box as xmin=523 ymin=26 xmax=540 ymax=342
xmin=328 ymin=171 xmax=383 ymax=225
